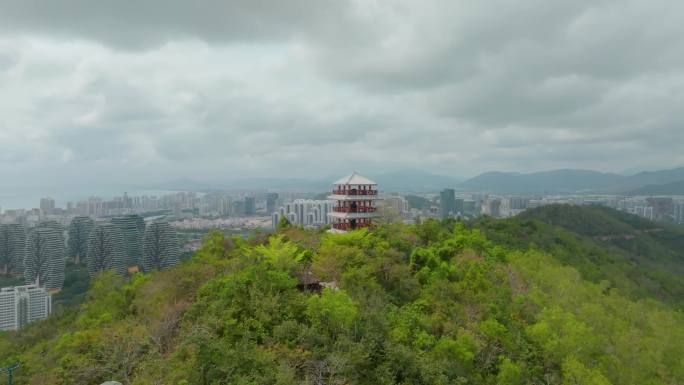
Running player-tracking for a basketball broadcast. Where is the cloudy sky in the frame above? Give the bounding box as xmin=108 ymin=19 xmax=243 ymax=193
xmin=1 ymin=0 xmax=683 ymax=189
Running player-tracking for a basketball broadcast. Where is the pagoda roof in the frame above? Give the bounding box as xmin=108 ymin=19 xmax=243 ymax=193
xmin=333 ymin=171 xmax=376 ymax=185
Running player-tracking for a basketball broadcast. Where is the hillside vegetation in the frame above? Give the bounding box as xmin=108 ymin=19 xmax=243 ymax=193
xmin=472 ymin=205 xmax=684 ymax=308
xmin=1 ymin=208 xmax=683 ymax=385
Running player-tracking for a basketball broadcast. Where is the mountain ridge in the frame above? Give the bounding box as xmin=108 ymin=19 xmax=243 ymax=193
xmin=625 ymin=180 xmax=684 ymax=195
xmin=139 ymin=167 xmax=684 ymax=194
xmin=460 ymin=167 xmax=684 ymax=194
xmin=146 ymin=169 xmax=465 ymax=192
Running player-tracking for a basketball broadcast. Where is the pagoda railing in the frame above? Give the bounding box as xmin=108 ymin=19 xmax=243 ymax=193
xmin=332 ymin=207 xmax=377 ymax=213
xmin=331 ymin=189 xmax=378 ymax=196
xmin=332 ymin=222 xmax=372 ymax=231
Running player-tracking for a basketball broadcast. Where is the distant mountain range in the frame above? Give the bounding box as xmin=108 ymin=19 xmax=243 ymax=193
xmin=372 ymin=170 xmax=464 ymax=192
xmin=148 ymin=167 xmax=684 ymax=195
xmin=460 ymin=169 xmax=623 ymax=194
xmin=625 ymin=180 xmax=684 ymax=196
xmin=459 ymin=167 xmax=684 ymax=195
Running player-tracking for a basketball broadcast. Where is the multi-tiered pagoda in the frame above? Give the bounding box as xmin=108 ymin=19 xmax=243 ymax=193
xmin=328 ymin=171 xmax=379 ymax=232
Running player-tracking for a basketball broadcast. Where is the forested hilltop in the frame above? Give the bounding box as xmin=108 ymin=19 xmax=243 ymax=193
xmin=472 ymin=205 xmax=684 ymax=309
xmin=1 ymin=206 xmax=683 ymax=384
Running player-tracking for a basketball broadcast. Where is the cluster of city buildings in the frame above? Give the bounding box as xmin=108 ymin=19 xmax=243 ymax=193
xmin=171 ymin=217 xmax=272 ymax=230
xmin=269 ymin=177 xmax=684 ymax=230
xmin=2 ymin=172 xmax=683 ymax=331
xmin=437 ymin=189 xmax=684 ymax=223
xmin=612 ymin=196 xmax=684 ymax=223
xmin=1 ymin=191 xmax=281 ymax=228
xmin=0 ymin=192 xmax=293 ymax=257
xmin=2 ymin=174 xmax=386 ymax=330
xmin=437 ymin=189 xmax=520 ymax=219
xmin=0 ymin=213 xmax=181 ymax=331
xmin=272 ymin=199 xmax=334 ymax=228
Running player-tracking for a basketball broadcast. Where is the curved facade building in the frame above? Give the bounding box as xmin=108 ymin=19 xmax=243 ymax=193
xmin=67 ymin=216 xmax=94 ymax=264
xmin=25 ymin=225 xmax=66 ymax=290
xmin=142 ymin=221 xmax=180 ymax=272
xmin=86 ymin=222 xmax=127 ymax=276
xmin=0 ymin=224 xmax=27 ymax=276
xmin=111 ymin=215 xmax=145 ymax=268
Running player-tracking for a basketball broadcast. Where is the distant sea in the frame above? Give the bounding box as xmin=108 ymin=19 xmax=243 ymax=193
xmin=0 ymin=186 xmax=177 ymax=211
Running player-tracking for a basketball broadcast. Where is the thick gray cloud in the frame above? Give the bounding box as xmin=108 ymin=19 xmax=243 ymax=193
xmin=0 ymin=0 xmax=683 ymax=192
xmin=0 ymin=0 xmax=356 ymax=49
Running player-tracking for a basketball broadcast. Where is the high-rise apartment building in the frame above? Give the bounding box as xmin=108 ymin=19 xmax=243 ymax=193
xmin=646 ymin=197 xmax=674 ymax=220
xmin=123 ymin=192 xmax=133 ymax=209
xmin=67 ymin=216 xmax=94 ymax=264
xmin=87 ymin=197 xmax=104 ymax=217
xmin=219 ymin=197 xmax=232 ymax=216
xmin=244 ymin=197 xmax=256 ymax=216
xmin=272 ymin=199 xmax=333 ymax=228
xmin=0 ymin=223 xmax=26 ymax=276
xmin=142 ymin=221 xmax=181 ymax=272
xmin=86 ymin=222 xmax=127 ymax=276
xmin=440 ymin=189 xmax=456 ymax=219
xmin=455 ymin=198 xmax=465 ymax=215
xmin=483 ymin=198 xmax=502 ymax=218
xmin=39 ymin=197 xmax=55 ymax=215
xmin=25 ymin=223 xmax=65 ymax=290
xmin=0 ymin=285 xmax=51 ymax=331
xmin=384 ymin=196 xmax=409 ymax=215
xmin=509 ymin=197 xmax=529 ymax=210
xmin=266 ymin=193 xmax=279 ymax=215
xmin=634 ymin=206 xmax=654 ymax=220
xmin=111 ymin=215 xmax=145 ymax=268
xmin=673 ymin=202 xmax=684 ymax=224
xmin=500 ymin=197 xmax=530 ymax=217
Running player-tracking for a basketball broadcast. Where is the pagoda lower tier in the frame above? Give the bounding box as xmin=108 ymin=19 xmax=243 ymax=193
xmin=328 ymin=198 xmax=379 ymax=231
xmin=328 ymin=216 xmax=374 ymax=231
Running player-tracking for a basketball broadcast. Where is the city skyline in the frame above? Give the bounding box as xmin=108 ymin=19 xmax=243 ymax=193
xmin=4 ymin=165 xmax=684 ymax=211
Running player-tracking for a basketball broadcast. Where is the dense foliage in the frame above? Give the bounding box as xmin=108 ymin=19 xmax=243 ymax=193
xmin=473 ymin=205 xmax=684 ymax=308
xmin=1 ymin=207 xmax=683 ymax=385
xmin=405 ymin=195 xmax=435 ymax=210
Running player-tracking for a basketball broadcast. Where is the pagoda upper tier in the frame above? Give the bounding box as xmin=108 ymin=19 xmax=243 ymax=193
xmin=329 ymin=171 xmax=379 ymax=199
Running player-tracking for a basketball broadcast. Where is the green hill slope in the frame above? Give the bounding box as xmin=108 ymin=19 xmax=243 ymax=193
xmin=1 ymin=216 xmax=683 ymax=384
xmin=517 ymin=205 xmax=684 ymax=266
xmin=625 ymin=179 xmax=684 ymax=195
xmin=472 ymin=205 xmax=684 ymax=307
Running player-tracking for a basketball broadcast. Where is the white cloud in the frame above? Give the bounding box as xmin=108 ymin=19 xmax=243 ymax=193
xmin=0 ymin=0 xmax=683 ymax=188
